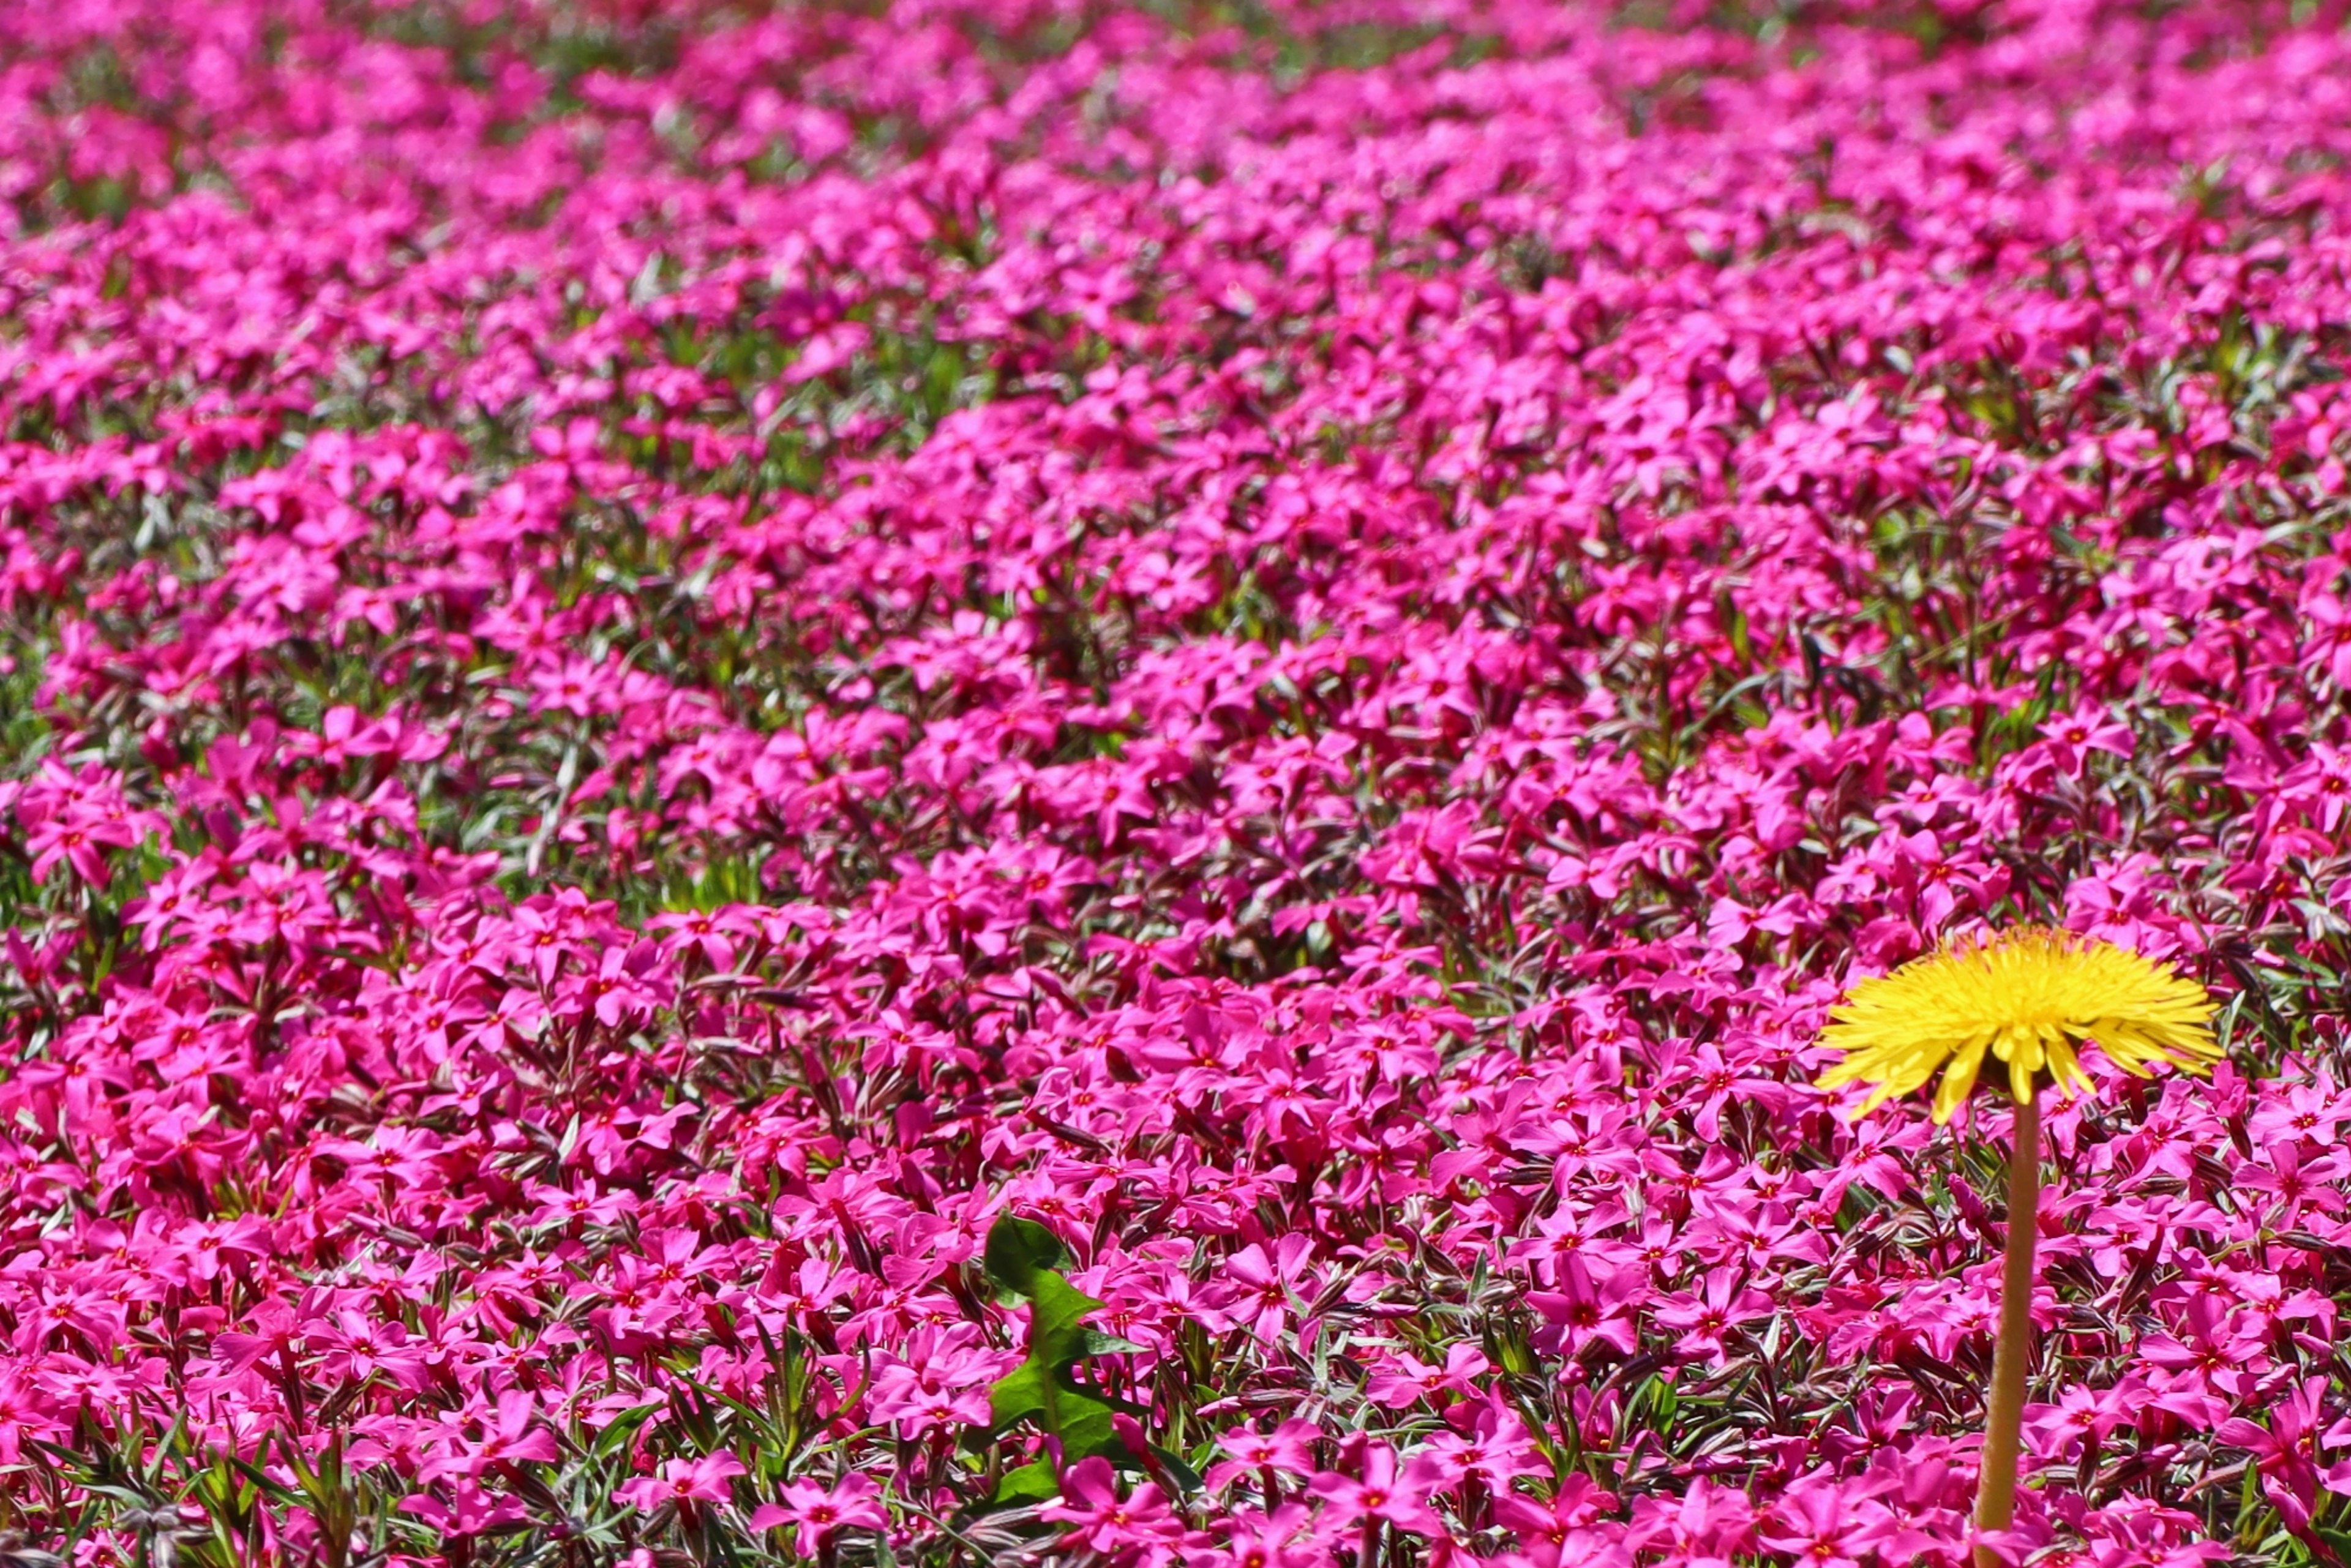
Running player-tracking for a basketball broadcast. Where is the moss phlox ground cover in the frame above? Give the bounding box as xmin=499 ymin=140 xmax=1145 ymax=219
xmin=4 ymin=0 xmax=2351 ymax=1564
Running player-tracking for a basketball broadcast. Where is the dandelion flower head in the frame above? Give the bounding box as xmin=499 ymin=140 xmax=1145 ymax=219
xmin=1815 ymin=928 xmax=2220 ymax=1123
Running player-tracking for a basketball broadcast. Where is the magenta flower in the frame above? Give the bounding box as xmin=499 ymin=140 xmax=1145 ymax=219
xmin=1651 ymin=1268 xmax=1773 ymax=1363
xmin=417 ymin=1392 xmax=558 ymax=1482
xmin=1039 ymin=1458 xmax=1183 ymax=1556
xmin=2215 ymin=1378 xmax=2351 ymax=1535
xmin=616 ymin=1453 xmax=746 ymax=1513
xmin=1202 ymin=1419 xmax=1321 ymax=1499
xmin=748 ymin=1472 xmax=887 ymax=1556
xmin=1210 ymin=1236 xmax=1316 ymax=1345
xmin=0 ymin=3 xmax=2342 ymax=1564
xmin=1307 ymin=1441 xmax=1442 ymax=1536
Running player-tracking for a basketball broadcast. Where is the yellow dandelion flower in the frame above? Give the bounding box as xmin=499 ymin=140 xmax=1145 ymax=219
xmin=1815 ymin=928 xmax=2220 ymax=1123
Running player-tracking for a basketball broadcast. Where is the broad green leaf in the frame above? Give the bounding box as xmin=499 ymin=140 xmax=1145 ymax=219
xmin=1026 ymin=1272 xmax=1107 ymax=1368
xmin=989 ymin=1362 xmax=1049 ymax=1427
xmin=1049 ymin=1377 xmax=1121 ymax=1464
xmin=995 ymin=1459 xmax=1059 ymax=1502
xmin=984 ymin=1215 xmax=1068 ymax=1299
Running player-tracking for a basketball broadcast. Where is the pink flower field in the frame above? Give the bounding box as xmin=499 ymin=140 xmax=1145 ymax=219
xmin=9 ymin=0 xmax=2351 ymax=1562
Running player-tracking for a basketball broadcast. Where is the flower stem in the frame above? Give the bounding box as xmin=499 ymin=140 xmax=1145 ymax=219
xmin=1973 ymin=1087 xmax=2040 ymax=1567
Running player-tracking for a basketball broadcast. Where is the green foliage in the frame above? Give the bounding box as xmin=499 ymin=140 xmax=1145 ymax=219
xmin=978 ymin=1214 xmax=1174 ymax=1504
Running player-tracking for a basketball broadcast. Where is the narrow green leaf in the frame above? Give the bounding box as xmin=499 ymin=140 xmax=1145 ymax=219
xmin=1150 ymin=1443 xmax=1205 ymax=1495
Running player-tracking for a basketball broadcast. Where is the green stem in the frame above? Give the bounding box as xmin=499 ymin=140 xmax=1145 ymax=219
xmin=1974 ymin=1087 xmax=2040 ymax=1567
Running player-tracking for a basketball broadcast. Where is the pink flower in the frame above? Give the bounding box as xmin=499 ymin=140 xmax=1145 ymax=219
xmin=418 ymin=1391 xmax=558 ymax=1481
xmin=616 ymin=1452 xmax=746 ymax=1513
xmin=749 ymin=1472 xmax=888 ymax=1556
xmin=1363 ymin=1343 xmax=1488 ymax=1408
xmin=2215 ymin=1378 xmax=2351 ymax=1534
xmin=1755 ymin=1474 xmax=1895 ymax=1568
xmin=1652 ymin=1268 xmax=1774 ymax=1362
xmin=1308 ymin=1441 xmax=1442 ymax=1536
xmin=2038 ymin=708 xmax=2137 ymax=776
xmin=1039 ymin=1458 xmax=1183 ymax=1556
xmin=1210 ymin=1236 xmax=1316 ymax=1345
xmin=0 ymin=6 xmax=2343 ymax=1563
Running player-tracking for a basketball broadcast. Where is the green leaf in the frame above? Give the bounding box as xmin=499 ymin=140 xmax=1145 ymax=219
xmin=1150 ymin=1443 xmax=1204 ymax=1495
xmin=978 ymin=1212 xmax=1150 ymax=1490
xmin=995 ymin=1459 xmax=1060 ymax=1502
xmin=984 ymin=1215 xmax=1068 ymax=1299
xmin=1026 ymin=1272 xmax=1107 ymax=1368
xmin=1048 ymin=1377 xmax=1122 ymax=1465
xmin=590 ymin=1402 xmax=662 ymax=1461
xmin=989 ymin=1362 xmax=1049 ymax=1428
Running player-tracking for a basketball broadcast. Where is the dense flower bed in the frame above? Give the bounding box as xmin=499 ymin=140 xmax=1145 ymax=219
xmin=6 ymin=0 xmax=2351 ymax=1562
